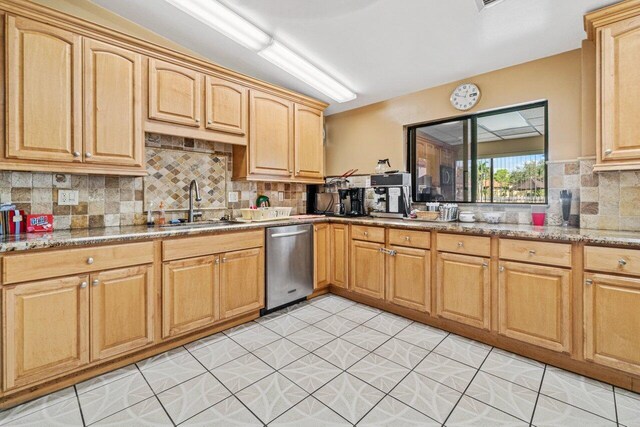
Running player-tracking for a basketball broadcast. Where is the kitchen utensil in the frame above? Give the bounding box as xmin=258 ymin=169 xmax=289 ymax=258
xmin=256 ymin=195 xmax=270 ymax=207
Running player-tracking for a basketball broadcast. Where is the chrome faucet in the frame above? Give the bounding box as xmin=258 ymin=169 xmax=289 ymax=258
xmin=188 ymin=179 xmax=202 ymax=223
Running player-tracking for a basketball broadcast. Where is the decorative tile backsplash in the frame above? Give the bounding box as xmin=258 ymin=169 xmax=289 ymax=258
xmin=0 ymin=133 xmax=307 ymax=230
xmin=145 ymin=147 xmax=227 ymax=211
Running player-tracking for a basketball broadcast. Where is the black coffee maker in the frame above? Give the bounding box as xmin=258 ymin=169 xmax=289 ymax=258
xmin=337 ymin=188 xmax=366 ymax=217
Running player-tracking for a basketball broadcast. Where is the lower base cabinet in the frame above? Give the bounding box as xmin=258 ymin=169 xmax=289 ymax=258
xmin=220 ymin=247 xmax=264 ymax=318
xmin=314 ymin=224 xmax=330 ymax=290
xmin=350 ymin=239 xmax=385 ymax=299
xmin=162 ymin=256 xmax=220 ymax=339
xmin=387 ymin=245 xmax=430 ymax=312
xmin=584 ymin=273 xmax=640 ymax=375
xmin=91 ymin=265 xmax=154 ymax=361
xmin=498 ymin=261 xmax=571 ymax=353
xmin=330 ymin=224 xmax=349 ymax=289
xmin=3 ymin=276 xmax=90 ymax=390
xmin=436 ymin=252 xmax=491 ymax=330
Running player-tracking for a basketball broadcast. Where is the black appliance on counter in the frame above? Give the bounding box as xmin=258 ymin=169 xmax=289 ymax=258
xmin=337 ymin=188 xmax=366 ymax=217
xmin=370 ymin=173 xmax=412 ymax=218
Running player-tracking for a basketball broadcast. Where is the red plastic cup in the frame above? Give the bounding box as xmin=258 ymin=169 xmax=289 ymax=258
xmin=531 ymin=212 xmax=546 ymax=226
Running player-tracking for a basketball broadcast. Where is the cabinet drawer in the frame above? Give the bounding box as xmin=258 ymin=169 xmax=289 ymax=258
xmin=351 ymin=225 xmax=385 ymax=243
xmin=585 ymin=246 xmax=640 ymax=276
xmin=388 ymin=229 xmax=430 ymax=249
xmin=162 ymin=230 xmax=264 ymax=261
xmin=2 ymin=242 xmax=154 ymax=285
xmin=437 ymin=233 xmax=490 ymax=257
xmin=500 ymin=239 xmax=572 ymax=268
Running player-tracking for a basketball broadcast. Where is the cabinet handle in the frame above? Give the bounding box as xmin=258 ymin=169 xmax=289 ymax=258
xmin=207 ymin=120 xmax=212 ymax=125
xmin=85 ymin=152 xmax=92 ymax=158
xmin=528 ymin=249 xmax=536 ymax=255
xmin=619 ymin=259 xmax=627 ymax=266
xmin=499 ymin=266 xmax=504 ymax=272
xmin=195 ymin=119 xmax=200 ymax=123
xmin=92 ymin=279 xmax=99 ymax=286
xmin=604 ymin=149 xmax=612 ymax=156
xmin=215 ymin=258 xmax=220 ymax=264
xmin=364 ymin=231 xmax=368 ymax=237
xmin=73 ymin=151 xmax=80 ymax=158
xmin=482 ymin=262 xmax=488 ymax=268
xmin=80 ymin=281 xmax=88 ymax=288
xmin=87 ymin=257 xmax=94 ymax=265
xmin=222 ymin=258 xmax=227 ymax=263
xmin=585 ymin=278 xmax=593 ymax=285
xmin=457 ymin=241 xmax=464 ymax=248
xmin=405 ymin=236 xmax=410 ymax=241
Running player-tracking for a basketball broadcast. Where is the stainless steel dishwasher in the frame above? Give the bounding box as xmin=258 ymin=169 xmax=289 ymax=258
xmin=264 ymin=223 xmax=314 ymax=312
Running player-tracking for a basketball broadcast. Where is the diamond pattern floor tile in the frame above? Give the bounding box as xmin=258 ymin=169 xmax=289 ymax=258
xmin=10 ymin=294 xmax=636 ymax=427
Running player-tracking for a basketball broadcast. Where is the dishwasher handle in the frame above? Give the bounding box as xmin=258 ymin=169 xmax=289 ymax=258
xmin=270 ymin=229 xmax=309 ymax=238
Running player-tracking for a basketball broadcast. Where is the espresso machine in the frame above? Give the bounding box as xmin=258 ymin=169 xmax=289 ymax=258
xmin=370 ymin=173 xmax=412 ymax=219
xmin=336 ymin=188 xmax=366 ymax=217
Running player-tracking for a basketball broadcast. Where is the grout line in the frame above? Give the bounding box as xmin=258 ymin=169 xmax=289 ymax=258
xmin=441 ymin=346 xmax=494 ymax=426
xmin=134 ymin=364 xmax=176 ymax=427
xmin=529 ymin=365 xmax=547 ymax=427
xmin=612 ymin=386 xmax=619 ymax=426
xmin=73 ymin=385 xmax=87 ymax=427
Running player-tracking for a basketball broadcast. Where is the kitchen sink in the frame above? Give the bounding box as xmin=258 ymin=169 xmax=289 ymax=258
xmin=158 ymin=220 xmax=233 ymax=229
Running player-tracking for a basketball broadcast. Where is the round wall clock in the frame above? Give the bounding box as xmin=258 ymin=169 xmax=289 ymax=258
xmin=450 ymin=83 xmax=481 ymax=111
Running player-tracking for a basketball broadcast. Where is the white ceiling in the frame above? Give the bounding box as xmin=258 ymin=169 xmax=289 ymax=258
xmin=90 ymin=0 xmax=613 ymax=115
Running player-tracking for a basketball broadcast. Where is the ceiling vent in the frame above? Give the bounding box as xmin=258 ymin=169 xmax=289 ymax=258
xmin=475 ymin=0 xmax=506 ymax=11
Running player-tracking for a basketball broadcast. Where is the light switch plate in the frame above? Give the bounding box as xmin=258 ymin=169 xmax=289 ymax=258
xmin=58 ymin=189 xmax=79 ymax=206
xmin=278 ymin=192 xmax=284 ymax=201
xmin=302 ymin=192 xmax=307 ymax=201
xmin=228 ymin=191 xmax=238 ymax=203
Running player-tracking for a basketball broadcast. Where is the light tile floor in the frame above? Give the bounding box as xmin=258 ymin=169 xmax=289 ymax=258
xmin=2 ymin=294 xmax=639 ymax=426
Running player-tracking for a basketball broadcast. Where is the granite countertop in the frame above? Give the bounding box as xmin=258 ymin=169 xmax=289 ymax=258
xmin=2 ymin=215 xmax=640 ymax=252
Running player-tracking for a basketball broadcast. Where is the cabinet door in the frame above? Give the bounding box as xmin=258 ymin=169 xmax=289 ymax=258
xmin=6 ymin=16 xmax=82 ymax=163
xmin=3 ymin=276 xmax=89 ymax=389
xmin=220 ymin=248 xmax=265 ymax=318
xmin=90 ymin=265 xmax=154 ymax=361
xmin=314 ymin=224 xmax=330 ymax=289
xmin=436 ymin=252 xmax=490 ymax=330
xmin=148 ymin=58 xmax=202 ymax=127
xmin=498 ymin=262 xmax=571 ymax=352
xmin=599 ymin=16 xmax=640 ymax=163
xmin=330 ymin=224 xmax=349 ymax=289
xmin=84 ymin=39 xmax=143 ymax=167
xmin=205 ymin=75 xmax=248 ymax=136
xmin=387 ymin=246 xmax=430 ymax=313
xmin=249 ymin=90 xmax=294 ymax=177
xmin=294 ymin=105 xmax=324 ymax=180
xmin=350 ymin=240 xmax=385 ymax=299
xmin=162 ymin=256 xmax=219 ymax=338
xmin=584 ymin=273 xmax=640 ymax=375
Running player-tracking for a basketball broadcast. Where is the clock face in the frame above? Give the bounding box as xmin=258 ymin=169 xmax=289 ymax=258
xmin=450 ymin=83 xmax=481 ymax=111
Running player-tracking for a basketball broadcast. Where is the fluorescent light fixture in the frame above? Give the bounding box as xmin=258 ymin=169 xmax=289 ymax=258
xmin=164 ymin=0 xmax=357 ymax=103
xmin=259 ymin=41 xmax=356 ymax=103
xmin=478 ymin=112 xmax=528 ymax=132
xmin=165 ymin=0 xmax=271 ymax=51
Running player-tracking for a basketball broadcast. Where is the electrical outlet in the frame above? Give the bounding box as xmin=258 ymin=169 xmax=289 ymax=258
xmin=228 ymin=191 xmax=239 ymax=203
xmin=58 ymin=189 xmax=79 ymax=206
xmin=302 ymin=192 xmax=307 ymax=201
xmin=278 ymin=192 xmax=284 ymax=202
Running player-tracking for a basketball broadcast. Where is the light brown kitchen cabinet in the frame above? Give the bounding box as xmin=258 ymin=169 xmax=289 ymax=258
xmin=249 ymin=90 xmax=294 ymax=177
xmin=498 ymin=261 xmax=571 ymax=353
xmin=387 ymin=245 xmax=430 ymax=312
xmin=350 ymin=239 xmax=386 ymax=299
xmin=148 ymin=58 xmax=202 ymax=127
xmin=586 ymin=3 xmax=640 ymax=171
xmin=584 ymin=272 xmax=640 ymax=376
xmin=314 ymin=224 xmax=330 ymax=289
xmin=330 ymin=224 xmax=349 ymax=289
xmin=84 ymin=39 xmax=144 ymax=168
xmin=205 ymin=75 xmax=248 ymax=138
xmin=436 ymin=252 xmax=491 ymax=330
xmin=162 ymin=256 xmax=220 ymax=339
xmin=6 ymin=16 xmax=82 ymax=163
xmin=220 ymin=248 xmax=265 ymax=318
xmin=90 ymin=265 xmax=154 ymax=361
xmin=3 ymin=276 xmax=89 ymax=390
xmin=294 ymin=105 xmax=324 ymax=180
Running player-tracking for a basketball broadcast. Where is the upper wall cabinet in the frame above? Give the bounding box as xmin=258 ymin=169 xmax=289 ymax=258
xmin=148 ymin=58 xmax=202 ymax=127
xmin=586 ymin=3 xmax=640 ymax=171
xmin=3 ymin=16 xmax=145 ymax=175
xmin=84 ymin=39 xmax=143 ymax=167
xmin=6 ymin=16 xmax=82 ymax=164
xmin=233 ymin=90 xmax=325 ymax=183
xmin=205 ymin=75 xmax=248 ymax=137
